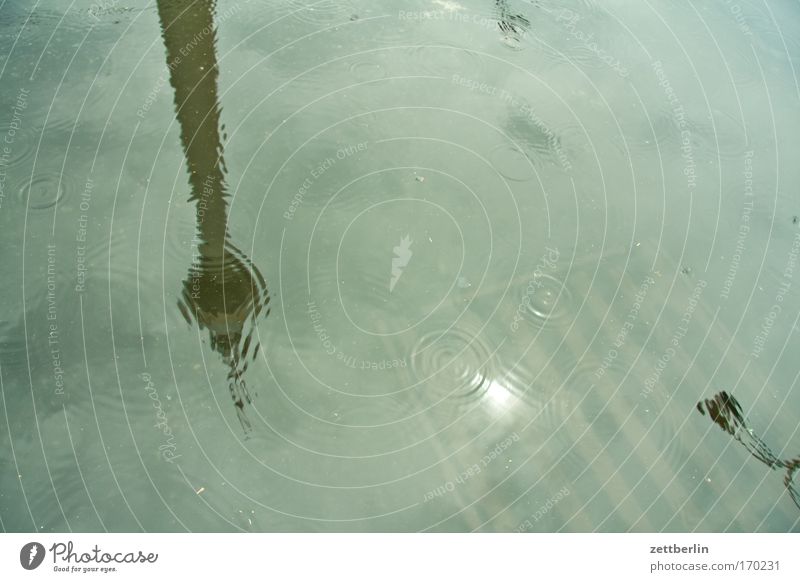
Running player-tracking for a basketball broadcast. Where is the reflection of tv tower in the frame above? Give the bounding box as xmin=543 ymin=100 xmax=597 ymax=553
xmin=28 ymin=545 xmax=38 ymax=566
xmin=157 ymin=0 xmax=271 ymax=431
xmin=390 ymin=235 xmax=413 ymax=292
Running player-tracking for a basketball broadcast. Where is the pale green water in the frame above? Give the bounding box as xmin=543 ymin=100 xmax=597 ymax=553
xmin=0 ymin=0 xmax=799 ymax=532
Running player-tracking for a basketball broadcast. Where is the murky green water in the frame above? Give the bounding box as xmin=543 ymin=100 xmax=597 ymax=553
xmin=1 ymin=0 xmax=799 ymax=532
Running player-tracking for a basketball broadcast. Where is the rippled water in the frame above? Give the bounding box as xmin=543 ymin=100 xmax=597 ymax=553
xmin=1 ymin=0 xmax=799 ymax=532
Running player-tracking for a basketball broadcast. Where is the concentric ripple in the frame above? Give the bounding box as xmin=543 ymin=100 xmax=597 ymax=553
xmin=514 ymin=272 xmax=574 ymax=330
xmin=17 ymin=172 xmax=68 ymax=210
xmin=410 ymin=326 xmax=495 ymax=409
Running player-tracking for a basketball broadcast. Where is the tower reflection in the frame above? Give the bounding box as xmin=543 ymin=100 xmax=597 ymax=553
xmin=157 ymin=0 xmax=270 ymax=430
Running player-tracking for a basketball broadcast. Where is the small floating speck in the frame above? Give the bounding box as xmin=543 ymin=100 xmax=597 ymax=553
xmin=196 ymin=487 xmax=205 ymax=495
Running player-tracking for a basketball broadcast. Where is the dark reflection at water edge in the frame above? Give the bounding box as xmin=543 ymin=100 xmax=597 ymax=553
xmin=698 ymin=391 xmax=800 ymax=511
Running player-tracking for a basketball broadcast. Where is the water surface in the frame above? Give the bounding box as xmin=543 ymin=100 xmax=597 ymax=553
xmin=1 ymin=0 xmax=799 ymax=532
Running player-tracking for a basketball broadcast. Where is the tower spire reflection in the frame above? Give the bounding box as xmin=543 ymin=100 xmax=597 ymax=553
xmin=157 ymin=0 xmax=270 ymax=430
